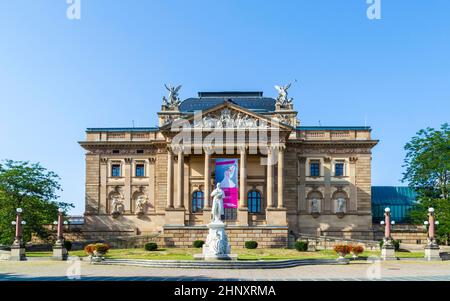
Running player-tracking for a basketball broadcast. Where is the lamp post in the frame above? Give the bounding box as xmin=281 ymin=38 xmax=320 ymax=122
xmin=381 ymin=207 xmax=396 ymax=260
xmin=52 ymin=208 xmax=68 ymax=260
xmin=424 ymin=207 xmax=441 ymax=261
xmin=10 ymin=208 xmax=26 ymax=261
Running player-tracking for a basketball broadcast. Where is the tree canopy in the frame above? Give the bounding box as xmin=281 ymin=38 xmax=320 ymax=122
xmin=403 ymin=124 xmax=450 ymax=244
xmin=0 ymin=160 xmax=73 ymax=245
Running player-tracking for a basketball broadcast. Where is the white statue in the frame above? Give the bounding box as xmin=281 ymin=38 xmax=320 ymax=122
xmin=210 ymin=183 xmax=225 ymax=223
xmin=111 ymin=196 xmax=124 ymax=214
xmin=311 ymin=198 xmax=320 ymax=213
xmin=135 ymin=195 xmax=147 ymax=214
xmin=337 ymin=198 xmax=346 ymax=213
xmin=275 ymin=81 xmax=296 ymax=107
xmin=163 ymin=84 xmax=182 ymax=110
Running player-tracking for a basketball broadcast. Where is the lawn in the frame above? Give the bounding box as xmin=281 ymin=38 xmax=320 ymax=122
xmin=26 ymin=248 xmax=425 ymax=260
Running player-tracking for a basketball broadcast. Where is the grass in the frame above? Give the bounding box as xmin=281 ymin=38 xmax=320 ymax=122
xmin=26 ymin=248 xmax=426 ymax=260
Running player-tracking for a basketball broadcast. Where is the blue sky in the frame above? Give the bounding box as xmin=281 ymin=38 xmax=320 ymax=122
xmin=0 ymin=1 xmax=449 ymax=214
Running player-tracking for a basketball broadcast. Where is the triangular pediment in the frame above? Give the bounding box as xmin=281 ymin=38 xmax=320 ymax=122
xmin=160 ymin=101 xmax=293 ymax=131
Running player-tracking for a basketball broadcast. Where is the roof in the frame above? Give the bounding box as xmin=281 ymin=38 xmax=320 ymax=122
xmin=179 ymin=91 xmax=276 ymax=113
xmin=86 ymin=127 xmax=159 ymax=132
xmin=298 ymin=126 xmax=372 ymax=131
xmin=371 ymin=186 xmax=417 ymax=206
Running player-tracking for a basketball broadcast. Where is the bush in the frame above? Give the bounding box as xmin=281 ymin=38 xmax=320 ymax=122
xmin=333 ymin=244 xmax=351 ymax=255
xmin=294 ymin=241 xmax=309 ymax=251
xmin=245 ymin=241 xmax=258 ymax=249
xmin=64 ymin=240 xmax=72 ymax=251
xmin=144 ymin=242 xmax=158 ymax=251
xmin=193 ymin=240 xmax=205 ymax=248
xmin=379 ymin=239 xmax=400 ymax=251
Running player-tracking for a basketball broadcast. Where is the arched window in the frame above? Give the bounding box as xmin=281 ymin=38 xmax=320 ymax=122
xmin=192 ymin=191 xmax=204 ymax=213
xmin=247 ymin=190 xmax=262 ymax=213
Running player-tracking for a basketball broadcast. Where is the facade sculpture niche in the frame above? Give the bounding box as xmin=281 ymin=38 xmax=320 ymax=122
xmin=308 ymin=190 xmax=323 ymax=218
xmin=333 ymin=190 xmax=348 ymax=218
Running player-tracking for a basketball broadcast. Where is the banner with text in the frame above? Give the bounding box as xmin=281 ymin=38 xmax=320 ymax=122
xmin=215 ymin=158 xmax=239 ymax=209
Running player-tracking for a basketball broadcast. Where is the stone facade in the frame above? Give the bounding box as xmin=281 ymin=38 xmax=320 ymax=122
xmin=79 ymin=90 xmax=378 ymax=247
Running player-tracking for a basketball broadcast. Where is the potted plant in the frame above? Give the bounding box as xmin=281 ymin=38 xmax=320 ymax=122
xmin=84 ymin=244 xmax=95 ymax=258
xmin=333 ymin=244 xmax=351 ymax=263
xmin=85 ymin=243 xmax=110 ymax=262
xmin=350 ymin=245 xmax=364 ymax=259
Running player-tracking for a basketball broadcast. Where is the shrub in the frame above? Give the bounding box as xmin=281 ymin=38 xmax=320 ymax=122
xmin=350 ymin=245 xmax=364 ymax=255
xmin=245 ymin=241 xmax=258 ymax=249
xmin=64 ymin=240 xmax=72 ymax=251
xmin=144 ymin=242 xmax=158 ymax=251
xmin=379 ymin=239 xmax=400 ymax=251
xmin=193 ymin=240 xmax=205 ymax=248
xmin=294 ymin=241 xmax=309 ymax=251
xmin=333 ymin=244 xmax=351 ymax=255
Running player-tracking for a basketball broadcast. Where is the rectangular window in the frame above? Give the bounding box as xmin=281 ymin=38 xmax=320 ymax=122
xmin=112 ymin=150 xmax=120 ymax=154
xmin=136 ymin=150 xmax=144 ymax=154
xmin=310 ymin=160 xmax=320 ymax=177
xmin=111 ymin=164 xmax=121 ymax=177
xmin=135 ymin=164 xmax=145 ymax=177
xmin=335 ymin=162 xmax=345 ymax=177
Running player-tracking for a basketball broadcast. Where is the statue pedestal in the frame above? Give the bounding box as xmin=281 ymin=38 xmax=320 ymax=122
xmin=194 ymin=221 xmax=237 ymax=261
xmin=424 ymin=245 xmax=441 ymax=261
xmin=52 ymin=240 xmax=68 ymax=261
xmin=381 ymin=246 xmax=396 ymax=261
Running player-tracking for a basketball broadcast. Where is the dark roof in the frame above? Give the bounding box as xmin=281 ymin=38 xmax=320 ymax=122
xmin=86 ymin=127 xmax=159 ymax=132
xmin=298 ymin=126 xmax=371 ymax=131
xmin=371 ymin=186 xmax=417 ymax=206
xmin=179 ymin=91 xmax=276 ymax=113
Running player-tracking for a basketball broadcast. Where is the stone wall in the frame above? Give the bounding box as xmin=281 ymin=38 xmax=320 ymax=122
xmin=162 ymin=226 xmax=289 ymax=248
xmin=373 ymin=224 xmax=428 ymax=244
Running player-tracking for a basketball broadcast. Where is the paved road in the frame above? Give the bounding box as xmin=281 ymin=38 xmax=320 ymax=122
xmin=1 ymin=260 xmax=449 ymax=281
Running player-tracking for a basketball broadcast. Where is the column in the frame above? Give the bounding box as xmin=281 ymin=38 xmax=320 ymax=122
xmin=204 ymin=147 xmax=211 ymax=209
xmin=239 ymin=145 xmax=247 ymax=208
xmin=267 ymin=147 xmax=274 ymax=208
xmin=176 ymin=147 xmax=184 ymax=209
xmin=277 ymin=146 xmax=285 ymax=209
xmin=166 ymin=148 xmax=174 ymax=208
xmin=124 ymin=158 xmax=132 ymax=213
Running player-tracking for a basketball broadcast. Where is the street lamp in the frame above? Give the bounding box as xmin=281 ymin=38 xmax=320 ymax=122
xmin=10 ymin=208 xmax=26 ymax=261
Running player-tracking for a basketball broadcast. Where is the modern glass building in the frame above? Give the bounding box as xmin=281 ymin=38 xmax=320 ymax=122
xmin=372 ymin=186 xmax=417 ymax=224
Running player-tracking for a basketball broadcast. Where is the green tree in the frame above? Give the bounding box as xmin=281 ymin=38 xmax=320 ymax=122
xmin=402 ymin=124 xmax=450 ymax=244
xmin=0 ymin=160 xmax=73 ymax=245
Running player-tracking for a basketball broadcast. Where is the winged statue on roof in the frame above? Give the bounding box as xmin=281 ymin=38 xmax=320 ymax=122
xmin=275 ymin=80 xmax=297 ymax=107
xmin=163 ymin=84 xmax=182 ymax=110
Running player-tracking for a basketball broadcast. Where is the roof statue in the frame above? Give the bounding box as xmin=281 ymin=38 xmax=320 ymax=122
xmin=275 ymin=80 xmax=297 ymax=108
xmin=162 ymin=84 xmax=182 ymax=110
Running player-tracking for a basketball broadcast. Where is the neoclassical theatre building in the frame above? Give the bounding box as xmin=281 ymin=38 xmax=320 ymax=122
xmin=79 ymin=87 xmax=378 ymax=247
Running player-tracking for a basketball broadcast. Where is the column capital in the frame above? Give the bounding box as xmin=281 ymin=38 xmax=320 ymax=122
xmin=238 ymin=145 xmax=248 ymax=153
xmin=172 ymin=145 xmax=185 ymax=155
xmin=124 ymin=158 xmax=132 ymax=164
xmin=349 ymin=156 xmax=358 ymax=163
xmin=203 ymin=146 xmax=213 ymax=155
